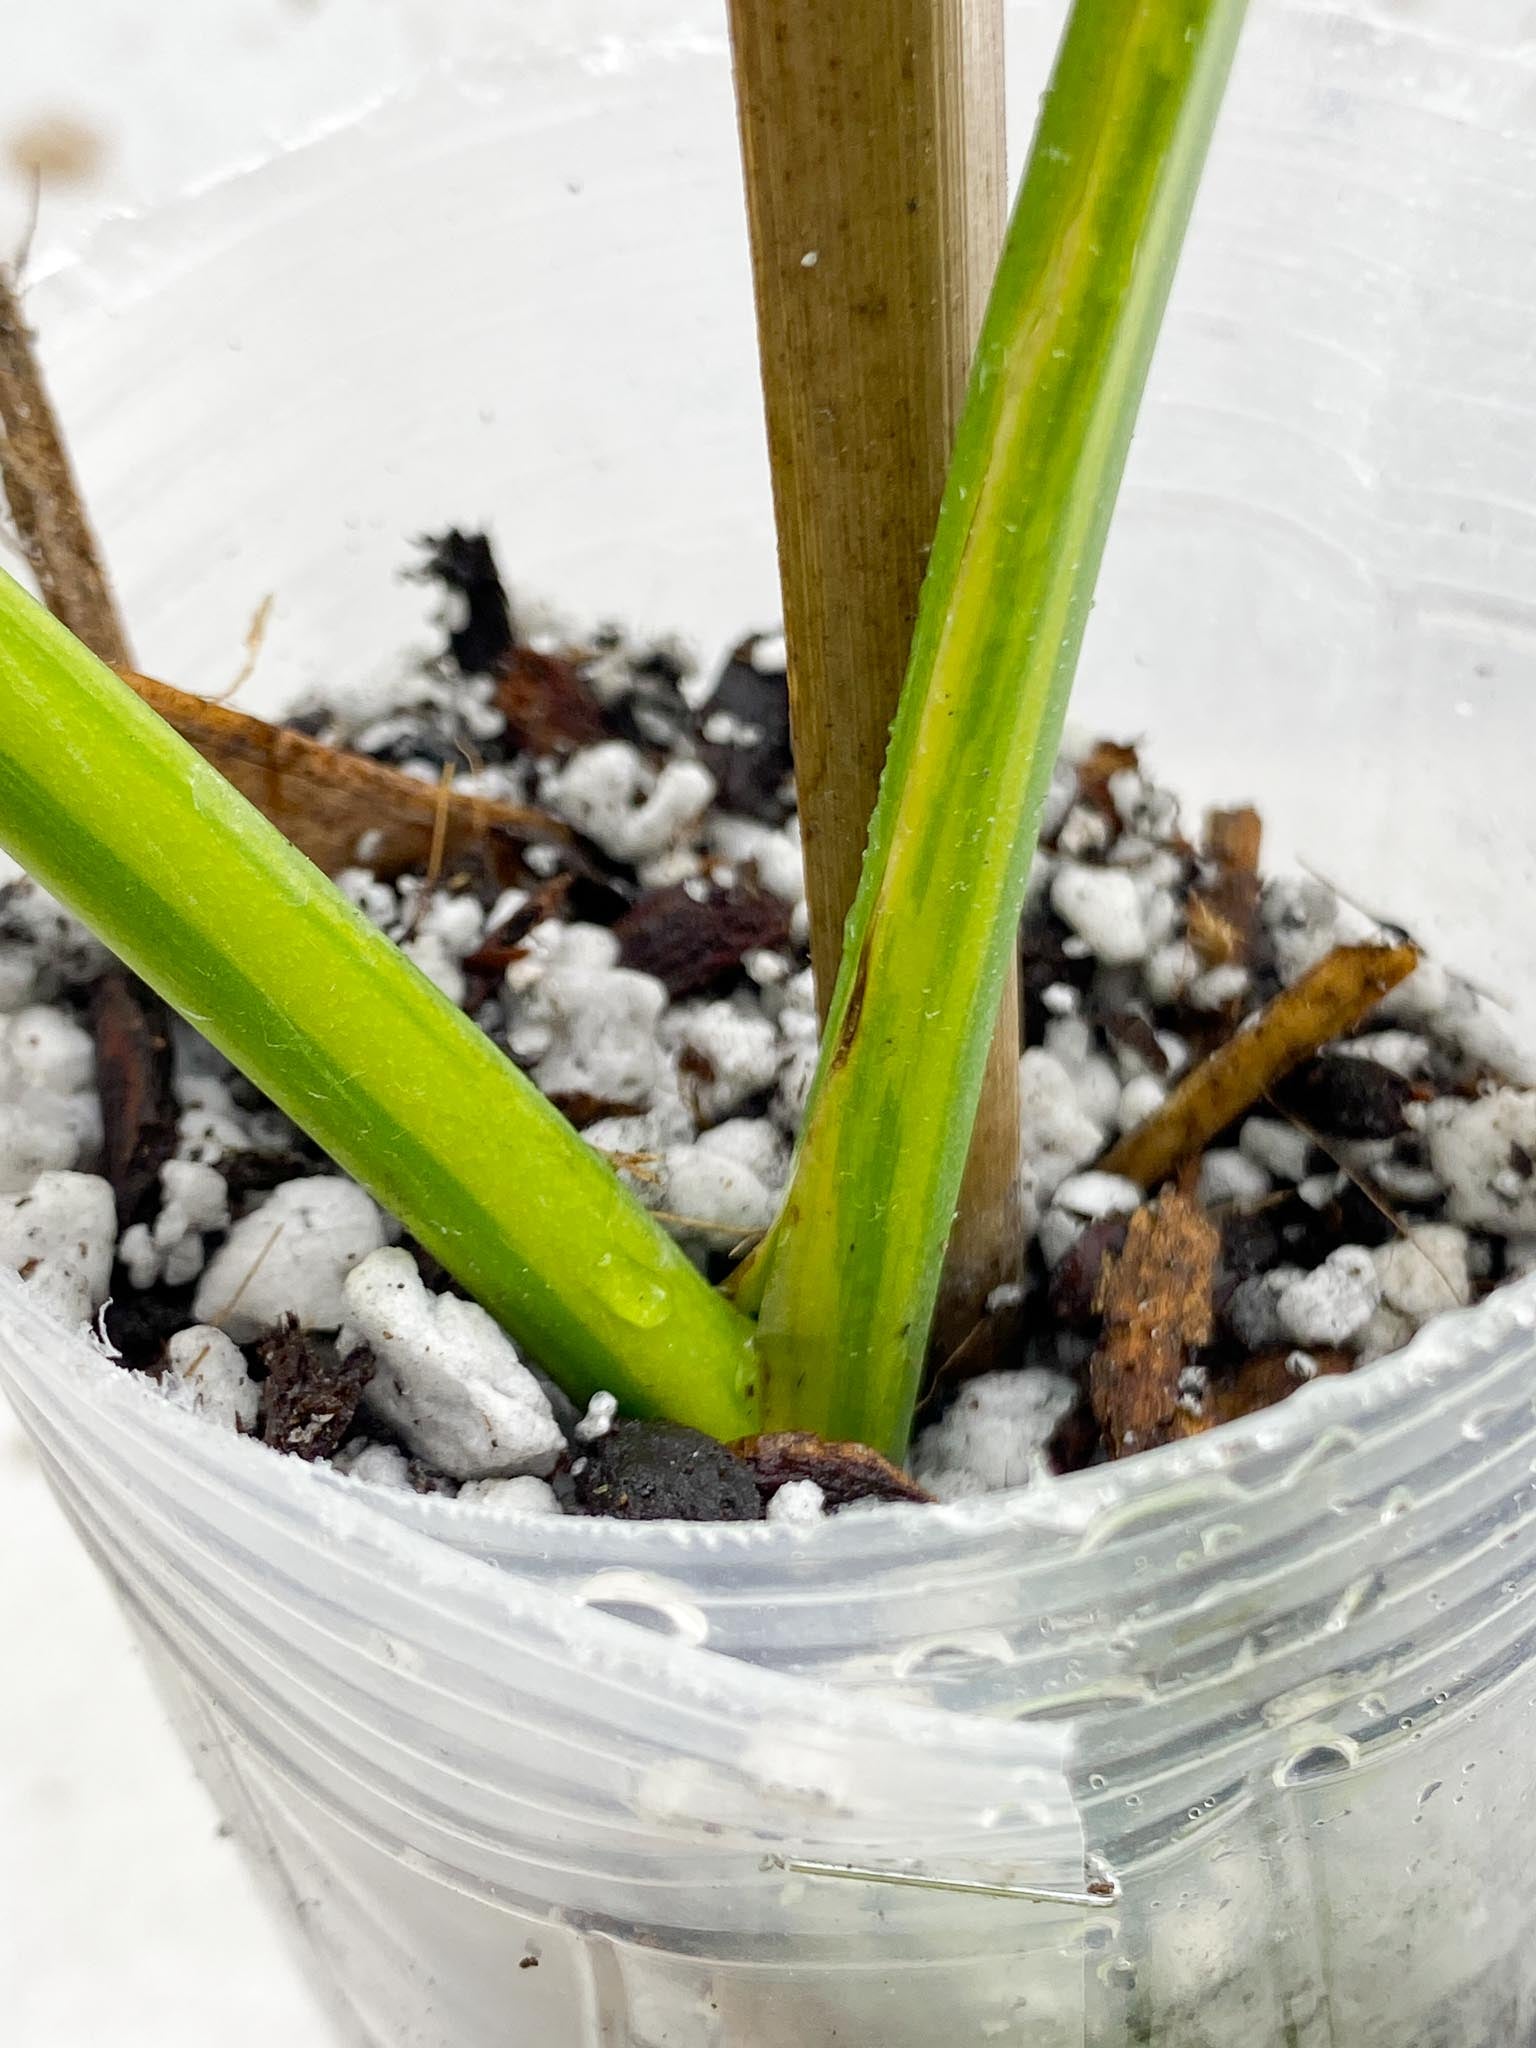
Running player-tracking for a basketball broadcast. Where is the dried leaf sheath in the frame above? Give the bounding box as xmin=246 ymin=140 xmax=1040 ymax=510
xmin=120 ymin=669 xmax=569 ymax=880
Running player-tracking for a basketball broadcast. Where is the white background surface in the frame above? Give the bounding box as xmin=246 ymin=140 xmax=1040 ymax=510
xmin=0 ymin=9 xmax=402 ymax=2041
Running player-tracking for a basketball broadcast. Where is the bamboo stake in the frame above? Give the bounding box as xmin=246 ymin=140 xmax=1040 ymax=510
xmin=725 ymin=0 xmax=1022 ymax=1350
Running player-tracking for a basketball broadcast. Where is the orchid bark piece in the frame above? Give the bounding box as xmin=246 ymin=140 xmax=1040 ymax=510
xmin=745 ymin=0 xmax=1252 ymax=1457
xmin=120 ymin=668 xmax=570 ymax=881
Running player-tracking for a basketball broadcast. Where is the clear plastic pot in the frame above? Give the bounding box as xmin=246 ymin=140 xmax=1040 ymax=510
xmin=6 ymin=1 xmax=1536 ymax=2043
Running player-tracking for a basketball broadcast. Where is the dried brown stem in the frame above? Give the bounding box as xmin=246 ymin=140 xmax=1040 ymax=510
xmin=0 ymin=263 xmax=131 ymax=666
xmin=726 ymin=0 xmax=1023 ymax=1350
xmin=1101 ymin=940 xmax=1421 ymax=1188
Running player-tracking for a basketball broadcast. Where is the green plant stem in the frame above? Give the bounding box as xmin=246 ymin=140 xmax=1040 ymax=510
xmin=744 ymin=0 xmax=1249 ymax=1456
xmin=0 ymin=571 xmax=759 ymax=1435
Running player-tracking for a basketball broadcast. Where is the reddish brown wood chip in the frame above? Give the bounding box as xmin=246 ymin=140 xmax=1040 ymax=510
xmin=1089 ymin=1189 xmax=1220 ymax=1457
xmin=733 ymin=1430 xmax=935 ymax=1509
xmin=1101 ymin=939 xmax=1420 ymax=1188
xmin=1204 ymin=1345 xmax=1353 ymax=1428
xmin=548 ymin=1091 xmax=649 ymax=1130
xmin=119 ymin=669 xmax=570 ymax=880
xmin=257 ymin=1316 xmax=374 ymax=1461
xmin=90 ymin=971 xmax=178 ymax=1227
xmin=1072 ymin=738 xmax=1140 ymax=823
xmin=495 ymin=645 xmax=609 ymax=756
xmin=615 ymin=884 xmax=792 ymax=997
xmin=1187 ymin=805 xmax=1263 ymax=968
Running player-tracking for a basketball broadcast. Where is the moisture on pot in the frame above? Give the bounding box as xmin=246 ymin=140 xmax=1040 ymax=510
xmin=3 ymin=532 xmax=1530 ymax=1521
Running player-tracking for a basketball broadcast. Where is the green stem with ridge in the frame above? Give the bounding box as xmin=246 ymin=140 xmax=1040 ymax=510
xmin=743 ymin=0 xmax=1250 ymax=1456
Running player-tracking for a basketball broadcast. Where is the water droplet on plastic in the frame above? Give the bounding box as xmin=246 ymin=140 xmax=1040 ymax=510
xmin=1201 ymin=1521 xmax=1245 ymax=1559
xmin=1273 ymin=1735 xmax=1360 ymax=1789
xmin=891 ymin=1631 xmax=1015 ymax=1680
xmin=1417 ymin=1780 xmax=1442 ymax=1808
xmin=1325 ymin=1574 xmax=1381 ymax=1633
xmin=1380 ymin=1486 xmax=1416 ymax=1524
xmin=1463 ymin=1400 xmax=1519 ymax=1442
xmin=574 ymin=1570 xmax=709 ymax=1645
xmin=1088 ymin=1773 xmax=1107 ymax=1791
xmin=590 ymin=1249 xmax=672 ymax=1330
xmin=1124 ymin=1793 xmax=1142 ymax=1809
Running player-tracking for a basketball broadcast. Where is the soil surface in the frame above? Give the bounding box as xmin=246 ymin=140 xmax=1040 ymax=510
xmin=4 ymin=529 xmax=1532 ymax=1519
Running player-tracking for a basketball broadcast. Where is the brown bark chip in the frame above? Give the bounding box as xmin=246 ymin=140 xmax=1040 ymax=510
xmin=119 ymin=668 xmax=570 ymax=881
xmin=90 ymin=971 xmax=178 ymax=1227
xmin=734 ymin=1431 xmax=935 ymax=1510
xmin=615 ymin=884 xmax=792 ymax=998
xmin=1205 ymin=1345 xmax=1354 ymax=1427
xmin=1187 ymin=806 xmax=1263 ymax=968
xmin=1090 ymin=1189 xmax=1221 ymax=1457
xmin=495 ymin=646 xmax=610 ymax=756
xmin=257 ymin=1317 xmax=374 ymax=1461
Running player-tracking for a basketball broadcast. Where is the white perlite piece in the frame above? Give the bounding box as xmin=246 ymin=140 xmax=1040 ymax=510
xmin=1425 ymin=1089 xmax=1536 ymax=1234
xmin=121 ymin=1159 xmax=231 ymax=1290
xmin=766 ymin=1478 xmax=827 ymax=1525
xmin=1049 ymin=863 xmax=1150 ymax=965
xmin=344 ymin=1248 xmax=566 ymax=1480
xmin=456 ymin=1475 xmax=564 ymax=1515
xmin=545 ymin=742 xmax=715 ymax=862
xmin=910 ymin=1368 xmax=1079 ymax=1501
xmin=0 ymin=868 xmax=107 ymax=1009
xmin=574 ymin=1390 xmax=619 ymax=1443
xmin=694 ymin=1116 xmax=790 ymax=1188
xmin=518 ymin=946 xmax=671 ymax=1122
xmin=333 ymin=1439 xmax=414 ymax=1489
xmin=1197 ymin=1148 xmax=1271 ymax=1209
xmin=160 ymin=1326 xmax=259 ymax=1433
xmin=193 ymin=1176 xmax=391 ymax=1342
xmin=1380 ymin=958 xmax=1536 ymax=1087
xmin=1227 ymin=1267 xmax=1304 ymax=1351
xmin=1355 ymin=1302 xmax=1417 ymax=1366
xmin=0 ymin=1170 xmax=116 ymax=1326
xmin=0 ymin=1003 xmax=102 ymax=1194
xmin=1017 ymin=1049 xmax=1104 ymax=1210
xmin=1037 ymin=1172 xmax=1142 ymax=1267
xmin=399 ymin=893 xmax=486 ymax=1007
xmin=1116 ymin=1073 xmax=1166 ymax=1133
xmin=667 ymin=999 xmax=781 ymax=1124
xmin=1239 ymin=1116 xmax=1312 ymax=1184
xmin=1276 ymin=1246 xmax=1381 ymax=1347
xmin=663 ymin=1145 xmax=778 ymax=1249
xmin=1044 ymin=1018 xmax=1121 ymax=1130
xmin=1372 ymin=1224 xmax=1472 ymax=1322
xmin=706 ymin=814 xmax=805 ymax=905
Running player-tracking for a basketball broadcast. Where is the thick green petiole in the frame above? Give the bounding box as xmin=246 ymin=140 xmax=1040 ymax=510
xmin=746 ymin=0 xmax=1250 ymax=1456
xmin=0 ymin=571 xmax=759 ymax=1436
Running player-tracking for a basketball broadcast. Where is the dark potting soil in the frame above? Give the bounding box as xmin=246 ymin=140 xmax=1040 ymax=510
xmin=10 ymin=527 xmax=1534 ymax=1522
